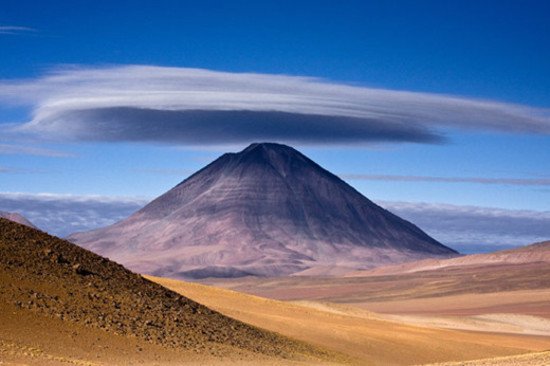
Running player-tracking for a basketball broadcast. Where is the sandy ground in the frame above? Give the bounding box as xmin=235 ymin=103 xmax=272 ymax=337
xmin=419 ymin=351 xmax=550 ymax=366
xmin=384 ymin=313 xmax=550 ymax=336
xmin=205 ymin=263 xmax=550 ymax=318
xmin=149 ymin=276 xmax=550 ymax=366
xmin=194 ymin=260 xmax=550 ymax=365
xmin=2 ymin=273 xmax=549 ymax=366
xmin=357 ymin=289 xmax=550 ymax=317
xmin=1 ymin=301 xmax=334 ymax=366
xmin=3 ymin=218 xmax=549 ymax=366
xmin=0 ymin=219 xmax=340 ymax=366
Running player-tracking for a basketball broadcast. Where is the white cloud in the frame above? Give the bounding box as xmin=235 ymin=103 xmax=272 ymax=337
xmin=0 ymin=65 xmax=549 ymax=145
xmin=380 ymin=200 xmax=550 ymax=253
xmin=0 ymin=192 xmax=147 ymax=237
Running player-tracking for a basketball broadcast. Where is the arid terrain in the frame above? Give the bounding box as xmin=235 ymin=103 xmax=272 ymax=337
xmin=2 ymin=1 xmax=548 ymax=364
xmin=194 ymin=241 xmax=550 ymax=365
xmin=422 ymin=351 xmax=550 ymax=366
xmin=205 ymin=242 xmax=550 ymax=318
xmin=0 ymin=218 xmax=338 ymax=365
xmin=347 ymin=240 xmax=550 ymax=278
xmin=2 ymin=217 xmax=550 ymax=365
xmin=151 ymin=276 xmax=550 ymax=365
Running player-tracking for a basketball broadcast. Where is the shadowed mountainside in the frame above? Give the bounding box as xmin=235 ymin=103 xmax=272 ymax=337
xmin=70 ymin=142 xmax=456 ymax=279
xmin=0 ymin=218 xmax=332 ymax=362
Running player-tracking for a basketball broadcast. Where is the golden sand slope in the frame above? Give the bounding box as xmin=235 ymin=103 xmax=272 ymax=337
xmin=148 ymin=276 xmax=550 ymax=366
xmin=384 ymin=313 xmax=550 ymax=337
xmin=420 ymin=351 xmax=550 ymax=366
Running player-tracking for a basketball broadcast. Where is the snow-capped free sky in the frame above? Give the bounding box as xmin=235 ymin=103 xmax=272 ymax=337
xmin=1 ymin=1 xmax=549 ymax=251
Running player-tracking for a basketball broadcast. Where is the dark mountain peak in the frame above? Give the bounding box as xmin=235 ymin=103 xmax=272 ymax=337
xmin=225 ymin=142 xmax=329 ymax=183
xmin=182 ymin=143 xmax=304 ymax=178
xmin=236 ymin=142 xmax=306 ymax=165
xmin=242 ymin=142 xmax=290 ymax=153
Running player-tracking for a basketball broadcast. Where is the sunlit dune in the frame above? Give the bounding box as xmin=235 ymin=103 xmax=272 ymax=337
xmin=148 ymin=275 xmax=550 ymax=366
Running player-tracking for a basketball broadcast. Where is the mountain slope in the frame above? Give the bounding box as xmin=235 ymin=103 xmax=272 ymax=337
xmin=346 ymin=240 xmax=550 ymax=277
xmin=70 ymin=142 xmax=456 ymax=278
xmin=0 ymin=210 xmax=36 ymax=229
xmin=0 ymin=218 xmax=330 ymax=362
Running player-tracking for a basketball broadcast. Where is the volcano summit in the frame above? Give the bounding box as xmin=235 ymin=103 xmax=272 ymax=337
xmin=70 ymin=143 xmax=457 ymax=278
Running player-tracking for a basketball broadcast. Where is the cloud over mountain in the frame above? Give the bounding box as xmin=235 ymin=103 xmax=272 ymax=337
xmin=1 ymin=65 xmax=549 ymax=146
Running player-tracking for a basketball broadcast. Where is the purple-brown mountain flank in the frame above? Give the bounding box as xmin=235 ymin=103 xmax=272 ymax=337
xmin=0 ymin=211 xmax=36 ymax=229
xmin=70 ymin=143 xmax=457 ymax=279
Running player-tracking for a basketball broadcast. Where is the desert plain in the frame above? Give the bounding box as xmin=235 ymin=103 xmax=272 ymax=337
xmin=2 ymin=217 xmax=549 ymax=366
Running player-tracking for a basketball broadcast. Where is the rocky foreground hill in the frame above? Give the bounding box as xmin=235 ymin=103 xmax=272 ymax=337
xmin=0 ymin=218 xmax=329 ymax=361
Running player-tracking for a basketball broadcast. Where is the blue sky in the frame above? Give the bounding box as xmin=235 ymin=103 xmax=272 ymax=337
xmin=1 ymin=1 xmax=549 ymax=251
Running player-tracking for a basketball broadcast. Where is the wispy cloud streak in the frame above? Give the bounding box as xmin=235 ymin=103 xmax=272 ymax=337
xmin=0 ymin=65 xmax=549 ymax=145
xmin=0 ymin=25 xmax=36 ymax=35
xmin=0 ymin=143 xmax=73 ymax=157
xmin=343 ymin=174 xmax=550 ymax=186
xmin=0 ymin=166 xmax=47 ymax=174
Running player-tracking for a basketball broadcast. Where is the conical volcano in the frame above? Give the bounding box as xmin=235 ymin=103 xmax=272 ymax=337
xmin=70 ymin=143 xmax=457 ymax=278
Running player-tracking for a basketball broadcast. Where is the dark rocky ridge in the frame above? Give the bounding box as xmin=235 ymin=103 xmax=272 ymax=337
xmin=70 ymin=143 xmax=457 ymax=278
xmin=0 ymin=218 xmax=325 ymax=358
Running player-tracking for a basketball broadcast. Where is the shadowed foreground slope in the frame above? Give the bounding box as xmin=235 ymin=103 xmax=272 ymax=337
xmin=0 ymin=218 xmax=335 ymax=365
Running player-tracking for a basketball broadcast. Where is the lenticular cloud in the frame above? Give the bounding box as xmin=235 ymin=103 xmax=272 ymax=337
xmin=0 ymin=65 xmax=549 ymax=145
